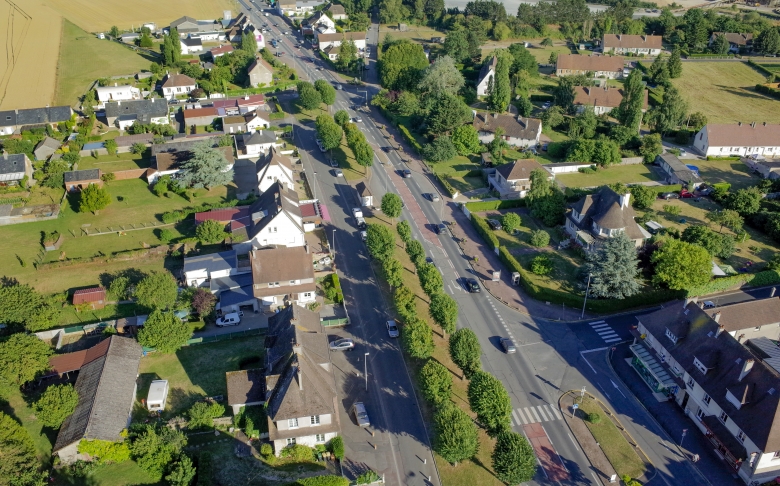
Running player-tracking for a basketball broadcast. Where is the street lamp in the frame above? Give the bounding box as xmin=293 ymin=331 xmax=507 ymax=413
xmin=580 ymin=273 xmax=592 ymax=319
xmin=358 ymin=90 xmax=368 ymax=106
xmin=364 ymin=352 xmax=370 ymax=391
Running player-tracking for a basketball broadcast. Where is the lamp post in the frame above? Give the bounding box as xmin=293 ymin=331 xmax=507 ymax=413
xmin=364 ymin=352 xmax=370 ymax=391
xmin=581 ymin=273 xmax=592 ymax=319
xmin=331 ymin=229 xmax=336 ymax=258
xmin=358 ymin=90 xmax=368 ymax=106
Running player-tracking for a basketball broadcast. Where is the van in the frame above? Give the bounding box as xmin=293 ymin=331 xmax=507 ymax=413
xmin=216 ymin=312 xmax=241 ymax=327
xmin=645 ymin=220 xmax=664 ymax=235
xmin=352 ymin=402 xmax=370 ymax=427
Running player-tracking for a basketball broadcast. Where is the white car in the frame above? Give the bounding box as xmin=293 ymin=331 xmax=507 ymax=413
xmin=353 ymin=116 xmax=363 ymax=123
xmin=386 ymin=320 xmax=399 ymax=338
xmin=216 ymin=312 xmax=242 ymax=327
xmin=335 ymin=169 xmax=344 ymax=177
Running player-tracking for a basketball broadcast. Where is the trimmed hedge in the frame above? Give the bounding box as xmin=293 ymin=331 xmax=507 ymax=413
xmin=748 ymin=59 xmax=775 ymax=77
xmin=755 ymin=84 xmax=780 ymax=100
xmin=470 ymin=214 xmax=499 ymax=250
xmin=161 ymin=198 xmax=255 ymax=224
xmin=397 ymin=124 xmax=422 ymax=153
xmin=433 ymin=171 xmax=457 ymax=197
xmin=465 ymin=199 xmax=525 ymax=212
xmin=686 ymin=270 xmax=780 ymax=297
xmin=706 ymin=156 xmax=740 ymax=161
xmin=530 ymin=94 xmax=554 ymax=102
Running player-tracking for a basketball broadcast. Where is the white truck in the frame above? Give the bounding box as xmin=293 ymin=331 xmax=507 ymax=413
xmin=353 ymin=208 xmax=366 ymax=229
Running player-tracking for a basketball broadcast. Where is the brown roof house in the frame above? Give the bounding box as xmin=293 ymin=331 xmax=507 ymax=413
xmin=632 ymin=299 xmax=780 ymax=484
xmin=223 ymin=111 xmax=271 ymax=134
xmin=555 ymin=54 xmax=624 ymax=79
xmin=250 ymin=245 xmax=315 ymax=309
xmin=693 ymin=122 xmax=780 ymax=158
xmin=487 ymin=159 xmax=551 ymax=199
xmin=703 ymin=297 xmax=780 ymax=342
xmin=263 ymin=304 xmax=340 ymax=454
xmin=247 ymin=57 xmax=274 ymax=88
xmin=183 ymin=107 xmax=219 ymax=128
xmin=565 ymin=186 xmax=650 ymax=249
xmin=710 ymin=32 xmax=753 ymax=52
xmin=161 ymin=73 xmax=197 ymax=98
xmin=602 ymin=34 xmax=662 ymax=56
xmin=64 ymin=169 xmax=103 ymax=193
xmin=72 ymin=287 xmax=107 ymax=310
xmin=473 ymin=112 xmax=542 ymax=149
xmin=573 ymin=85 xmax=648 ymax=116
xmin=53 ymin=336 xmax=142 ymax=464
xmin=227 ymin=368 xmax=266 ymax=415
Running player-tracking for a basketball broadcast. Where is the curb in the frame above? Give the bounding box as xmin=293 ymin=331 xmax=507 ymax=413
xmin=557 ymin=391 xmax=606 ymax=486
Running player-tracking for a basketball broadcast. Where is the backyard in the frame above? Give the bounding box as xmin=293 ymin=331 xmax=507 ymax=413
xmin=690 ymin=158 xmax=762 ymax=191
xmin=429 ymin=155 xmax=486 ymax=195
xmin=556 ymin=163 xmax=662 ymax=188
xmin=76 ymin=153 xmax=152 ymax=172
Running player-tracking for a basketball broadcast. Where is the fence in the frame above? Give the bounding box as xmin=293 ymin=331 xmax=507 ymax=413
xmin=322 ymin=317 xmax=349 ymax=327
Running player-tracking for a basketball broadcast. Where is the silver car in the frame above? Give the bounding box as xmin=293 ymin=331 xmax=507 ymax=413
xmin=352 ymin=402 xmax=370 ymax=427
xmin=329 ymin=338 xmax=355 ymax=351
xmin=386 ymin=320 xmax=399 ymax=338
xmin=500 ymin=338 xmax=517 ymax=354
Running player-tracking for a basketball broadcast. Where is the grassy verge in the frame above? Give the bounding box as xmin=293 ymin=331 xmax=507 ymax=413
xmin=77 ymin=154 xmax=152 ymax=172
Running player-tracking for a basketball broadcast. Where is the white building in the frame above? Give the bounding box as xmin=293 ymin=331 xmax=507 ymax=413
xmin=693 ymin=122 xmax=780 ymax=158
xmin=257 ymin=148 xmax=295 ymax=193
xmin=183 ymin=250 xmax=243 ymax=288
xmin=250 ymin=246 xmax=315 ymax=308
xmin=487 ymin=158 xmax=550 ymax=199
xmin=180 ymin=37 xmax=203 ymax=54
xmin=161 ymin=73 xmax=197 ymax=98
xmin=95 ymin=85 xmax=141 ymax=103
xmin=315 ymin=31 xmax=366 ymax=51
xmin=243 ymin=181 xmax=305 ymax=250
xmin=602 ymin=34 xmax=662 ymax=56
xmin=476 ymin=56 xmax=497 ymax=97
xmin=472 ymin=112 xmax=542 ymax=149
xmin=236 ymin=130 xmax=282 ymax=158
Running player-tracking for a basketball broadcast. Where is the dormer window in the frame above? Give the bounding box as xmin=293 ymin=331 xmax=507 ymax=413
xmin=665 ymin=328 xmax=678 ymax=344
xmin=693 ymin=357 xmax=707 ymax=375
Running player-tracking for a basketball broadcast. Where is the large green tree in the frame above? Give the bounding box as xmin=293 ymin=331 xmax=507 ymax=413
xmin=381 ymin=193 xmax=403 ymax=219
xmin=706 ymin=209 xmax=743 ymax=234
xmin=488 ymin=54 xmax=511 ymax=112
xmin=725 ymin=187 xmax=762 ymax=216
xmin=433 ymin=404 xmax=480 ymax=465
xmin=667 ymin=49 xmax=683 ymax=78
xmin=417 ymin=55 xmax=464 ymax=98
xmin=467 ymin=371 xmax=512 ymax=435
xmin=188 ymin=402 xmax=225 ymax=429
xmin=427 ymin=93 xmax=471 ymax=135
xmin=336 ymin=39 xmax=358 ymax=71
xmin=0 ymin=334 xmax=52 ymax=385
xmin=449 ymin=328 xmax=482 ymax=378
xmin=756 ymin=27 xmax=780 ymax=55
xmin=130 ymin=424 xmax=188 ymax=476
xmin=179 ymin=142 xmax=233 ymax=189
xmin=419 ymin=359 xmax=453 ymax=405
xmin=166 ymin=455 xmax=197 ymax=486
xmin=379 ymin=40 xmax=429 ymax=90
xmin=195 ymin=219 xmax=227 ymax=244
xmin=135 ymin=271 xmax=178 ymax=310
xmin=451 ymin=125 xmax=481 ymax=155
xmin=0 ymin=283 xmax=61 ymax=332
xmin=79 ymin=183 xmax=111 ymax=214
xmin=366 ymin=224 xmax=395 ymax=262
xmin=316 ymin=115 xmax=343 ymax=150
xmin=583 ymin=232 xmax=641 ymax=299
xmin=526 ymin=169 xmax=566 ymax=226
xmin=0 ymin=412 xmax=46 ymax=486
xmin=681 ymin=225 xmax=735 ymax=259
xmin=710 ymin=34 xmax=730 ymax=54
xmin=137 ymin=310 xmax=192 ymax=353
xmin=651 ymin=238 xmax=712 ymax=291
xmin=429 ymin=292 xmax=458 ymax=335
xmin=418 ymin=263 xmax=444 ymax=296
xmin=401 ymin=317 xmax=434 ymax=359
xmin=382 ymin=258 xmax=404 ymax=289
xmin=299 ymin=83 xmax=323 ymax=110
xmin=491 ymin=431 xmax=537 ymax=484
xmin=649 ymin=85 xmax=688 ymax=136
xmin=614 ymin=69 xmax=645 ymax=131
xmin=33 ymin=384 xmax=79 ymax=428
xmin=241 ymin=32 xmax=257 ymax=54
xmin=314 ymin=79 xmax=337 ymax=106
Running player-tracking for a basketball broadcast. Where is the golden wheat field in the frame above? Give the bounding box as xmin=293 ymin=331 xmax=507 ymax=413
xmin=0 ymin=0 xmax=235 ymax=110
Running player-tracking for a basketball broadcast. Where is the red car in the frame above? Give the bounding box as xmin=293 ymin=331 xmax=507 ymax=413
xmin=680 ymin=190 xmax=694 ymax=198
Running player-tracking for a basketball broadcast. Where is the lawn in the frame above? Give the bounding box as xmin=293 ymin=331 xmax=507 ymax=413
xmin=429 ymin=155 xmax=486 ymax=194
xmin=137 ymin=336 xmax=267 ymax=417
xmin=672 ymin=61 xmax=780 ymax=124
xmin=556 ymin=164 xmax=661 ymax=188
xmin=691 ymin=158 xmax=761 ymax=191
xmin=58 ymin=303 xmax=139 ymax=326
xmin=77 ymin=153 xmax=152 ymax=171
xmin=0 ymin=383 xmax=54 ymax=467
xmin=517 ymin=250 xmax=582 ymax=294
xmin=379 ymin=24 xmax=444 ymax=43
xmin=576 ymin=396 xmax=646 ymax=480
xmin=480 ymin=208 xmax=562 ymax=249
xmin=54 ymin=20 xmax=155 ymax=107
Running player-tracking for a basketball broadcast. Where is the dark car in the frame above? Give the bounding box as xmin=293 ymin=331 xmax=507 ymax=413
xmin=486 ymin=219 xmax=502 ymax=230
xmin=434 ymin=223 xmax=446 ymax=235
xmin=466 ymin=278 xmax=481 ymax=293
xmin=659 ymin=192 xmax=680 ymax=200
xmin=500 ymin=338 xmax=517 ymax=354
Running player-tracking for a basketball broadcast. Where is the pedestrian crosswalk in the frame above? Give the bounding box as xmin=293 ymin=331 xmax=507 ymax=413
xmin=509 ymin=404 xmax=563 ymax=426
xmin=589 ymin=320 xmax=623 ymax=344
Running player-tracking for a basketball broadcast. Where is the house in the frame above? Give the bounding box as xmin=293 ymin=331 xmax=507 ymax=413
xmin=655 ymin=153 xmax=704 ymax=189
xmin=191 ymin=31 xmax=226 ymax=42
xmin=0 ymin=106 xmax=73 ymax=135
xmin=277 ymin=0 xmax=326 ymax=16
xmin=147 ymin=145 xmax=234 ymax=184
xmin=472 ymin=112 xmax=542 ymax=149
xmin=33 ymin=136 xmax=61 ymax=160
xmin=315 ymin=32 xmax=366 ymax=51
xmin=750 ymin=160 xmax=780 ymax=180
xmin=72 ymin=287 xmax=107 ymax=310
xmin=161 ymin=73 xmax=197 ymax=98
xmin=227 ymin=369 xmax=266 ymax=415
xmin=236 ymin=130 xmax=281 ymax=157
xmin=95 ymin=85 xmax=141 ymax=104
xmin=307 ymin=11 xmax=335 ymax=31
xmin=263 ymin=304 xmax=340 ymax=454
xmin=170 ymin=16 xmax=200 ymax=35
xmin=103 ymin=99 xmax=169 ymax=129
xmin=573 ymin=85 xmax=648 ymax=115
xmin=64 ymin=169 xmax=103 ymax=192
xmin=356 ymin=181 xmax=372 ymax=207
xmin=322 ymin=45 xmax=341 ymax=61
xmin=251 ymin=246 xmax=315 ymax=308
xmin=223 ymin=111 xmax=271 ymax=134
xmin=247 ymin=57 xmax=274 ymax=87
xmin=119 ymin=32 xmax=140 ymax=44
xmin=476 ymin=56 xmax=497 ymax=97
xmin=0 ymin=153 xmax=32 ymax=185
xmin=602 ymin=34 xmax=662 ymax=56
xmin=257 ymin=148 xmax=295 ymax=193
xmin=326 ymin=3 xmax=347 ymax=19
xmin=710 ymin=32 xmax=753 ymax=52
xmin=241 ymin=181 xmax=305 ymax=249
xmin=212 ymin=94 xmax=266 ymax=116
xmin=555 ymin=54 xmax=624 ymax=78
xmin=632 ymin=299 xmax=780 ymax=484
xmin=183 ymin=250 xmax=242 ymax=287
xmin=179 ymin=37 xmax=203 ymax=55
xmin=53 ymin=336 xmax=142 ymax=464
xmin=183 ymin=107 xmax=220 ymax=128
xmin=487 ymin=159 xmax=551 ymax=199
xmin=703 ymin=297 xmax=780 ymax=342
xmin=209 ymin=44 xmax=234 ymax=59
xmin=693 ymin=123 xmax=780 ymax=158
xmin=565 ymin=186 xmax=650 ymax=249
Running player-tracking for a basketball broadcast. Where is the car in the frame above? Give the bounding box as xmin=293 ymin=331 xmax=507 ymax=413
xmin=659 ymin=192 xmax=679 ymax=200
xmin=542 ymin=101 xmax=551 ymax=109
xmin=386 ymin=320 xmax=399 ymax=338
xmin=335 ymin=169 xmax=344 ymax=177
xmin=318 ymin=143 xmax=326 ymax=153
xmin=703 ymin=301 xmax=716 ymax=309
xmin=216 ymin=312 xmax=241 ymax=327
xmin=679 ymin=148 xmax=687 ymax=156
xmin=329 ymin=338 xmax=355 ymax=351
xmin=429 ymin=193 xmax=440 ymax=202
xmin=353 ymin=116 xmax=363 ymax=123
xmin=434 ymin=223 xmax=446 ymax=234
xmin=466 ymin=278 xmax=481 ymax=293
xmin=500 ymin=338 xmax=517 ymax=354
xmin=336 ymin=84 xmax=343 ymax=90
xmin=284 ymin=31 xmax=291 ymax=35
xmin=680 ymin=190 xmax=694 ymax=198
xmin=319 ymin=256 xmax=332 ymax=265
xmin=352 ymin=402 xmax=370 ymax=427
xmin=425 ymin=256 xmax=434 ymax=266
xmin=382 ymin=146 xmax=391 ymax=153
xmin=360 ymin=230 xmax=367 ymax=241
xmin=402 ymin=169 xmax=412 ymax=178
xmin=486 ymin=219 xmax=502 ymax=230
xmin=329 ymin=158 xmax=338 ymax=167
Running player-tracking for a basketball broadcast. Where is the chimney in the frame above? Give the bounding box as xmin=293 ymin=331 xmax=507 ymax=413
xmin=772 ymin=287 xmax=777 ymax=297
xmin=739 ymin=359 xmax=755 ymax=382
xmin=619 ymin=192 xmax=630 ymax=209
xmin=713 ymin=312 xmax=721 ymax=323
xmin=715 ymin=324 xmax=725 ymax=337
xmin=492 ymin=113 xmax=498 ymax=119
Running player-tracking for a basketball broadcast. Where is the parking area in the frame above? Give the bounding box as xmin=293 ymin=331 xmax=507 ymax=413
xmin=197 ymin=311 xmax=269 ymax=338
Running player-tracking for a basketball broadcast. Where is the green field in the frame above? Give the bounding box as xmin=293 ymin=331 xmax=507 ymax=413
xmin=556 ymin=164 xmax=661 ymax=188
xmin=692 ymin=158 xmax=762 ymax=191
xmin=77 ymin=153 xmax=152 ymax=172
xmin=672 ymin=61 xmax=780 ymax=124
xmin=54 ymin=20 xmax=156 ymax=106
xmin=429 ymin=155 xmax=486 ymax=194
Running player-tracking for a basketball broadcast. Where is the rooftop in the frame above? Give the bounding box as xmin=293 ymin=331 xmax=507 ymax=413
xmin=104 ymin=99 xmax=168 ymax=124
xmin=557 ymin=54 xmax=624 ymax=73
xmin=603 ymin=34 xmax=662 ymax=49
xmin=63 ymin=169 xmax=101 ymax=183
xmin=495 ymin=159 xmax=545 ymax=181
xmin=162 ymin=73 xmax=197 ymax=88
xmin=473 ymin=112 xmax=541 ymax=141
xmin=250 ymin=246 xmax=314 ymax=285
xmin=183 ymin=250 xmax=236 ymax=274
xmin=227 ymin=368 xmax=266 ymax=405
xmin=701 ymin=123 xmax=780 ymax=148
xmin=574 ymin=85 xmax=648 ymax=110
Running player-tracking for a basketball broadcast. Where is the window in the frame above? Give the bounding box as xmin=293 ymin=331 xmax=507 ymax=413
xmin=774 ymin=451 xmax=780 ymax=459
xmin=316 ymin=434 xmax=325 ymax=443
xmin=719 ymin=411 xmax=729 ymax=424
xmin=310 ymin=415 xmax=320 ymax=425
xmin=665 ymin=328 xmax=677 ymax=343
xmin=286 ymin=437 xmax=296 ymax=445
xmin=693 ymin=357 xmax=708 ymax=375
xmin=686 ymin=377 xmax=695 ymax=389
xmin=737 ymin=431 xmax=746 ymax=443
xmin=672 ymin=364 xmax=682 ymax=376
xmin=271 ymin=227 xmax=278 ymax=233
xmin=703 ymin=394 xmax=711 ymax=405
xmin=303 ymin=292 xmax=312 ymax=298
xmin=288 ymin=418 xmax=299 ymax=428
xmin=696 ymin=408 xmax=705 ymax=420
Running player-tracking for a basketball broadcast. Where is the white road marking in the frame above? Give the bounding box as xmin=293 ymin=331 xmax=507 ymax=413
xmin=536 ymin=406 xmax=550 ymax=422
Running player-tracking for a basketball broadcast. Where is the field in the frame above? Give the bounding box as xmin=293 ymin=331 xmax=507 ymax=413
xmin=691 ymin=158 xmax=762 ymax=191
xmin=556 ymin=164 xmax=662 ymax=188
xmin=672 ymin=61 xmax=780 ymax=124
xmin=430 ymin=155 xmax=486 ymax=194
xmin=0 ymin=0 xmax=233 ymax=110
xmin=378 ymin=24 xmax=444 ymax=44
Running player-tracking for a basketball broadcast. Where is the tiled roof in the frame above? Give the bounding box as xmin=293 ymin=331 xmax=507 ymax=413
xmin=701 ymin=123 xmax=780 ymax=148
xmin=478 ymin=56 xmax=497 ymax=84
xmin=210 ymin=44 xmax=234 ymax=56
xmin=712 ymin=32 xmax=753 ymax=46
xmin=473 ymin=113 xmax=541 ymax=141
xmin=211 ymin=94 xmax=266 ymax=109
xmin=704 ymin=298 xmax=780 ymax=332
xmin=0 ymin=153 xmax=29 ymax=175
xmin=35 ymin=136 xmax=62 ymax=151
xmin=557 ymin=54 xmax=624 ymax=73
xmin=183 ymin=250 xmax=236 ymax=273
xmin=247 ymin=181 xmax=302 ymax=238
xmin=568 ymin=186 xmax=645 ymax=240
xmin=326 ymin=4 xmax=346 ymax=14
xmin=195 ymin=207 xmax=250 ymax=224
xmin=495 ymin=159 xmax=545 ymax=181
xmin=104 ymin=99 xmax=168 ymax=124
xmin=656 ymin=153 xmax=702 ymax=183
xmin=317 ymin=32 xmax=365 ymax=42
xmin=250 ymin=246 xmax=314 ymax=286
xmin=227 ymin=369 xmax=266 ymax=405
xmin=162 ymin=73 xmax=197 ymax=88
xmin=63 ymin=169 xmax=101 ymax=183
xmin=114 ymin=133 xmax=153 ymax=147
xmin=603 ymin=34 xmax=662 ymax=49
xmin=15 ymin=106 xmax=73 ymax=127
xmin=72 ymin=287 xmax=106 ymax=304
xmin=241 ymin=130 xmax=277 ymax=146
xmin=573 ymin=86 xmax=649 ymax=110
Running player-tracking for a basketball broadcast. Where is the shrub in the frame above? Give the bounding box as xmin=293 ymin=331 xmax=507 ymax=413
xmin=297 ymin=476 xmax=350 ymax=486
xmin=529 ymin=230 xmax=550 ymax=247
xmin=470 ymin=215 xmax=499 ymax=250
xmin=530 ymin=254 xmax=553 ymax=275
xmin=328 ymin=436 xmax=345 ymax=460
xmin=260 ymin=443 xmax=273 ymax=456
xmin=187 ymin=401 xmax=225 ymax=429
xmin=586 ymin=412 xmax=601 ymax=424
xmin=501 ymin=212 xmax=522 ymax=233
xmin=322 ymin=273 xmax=343 ymax=304
xmin=158 ymin=228 xmax=175 ymax=243
xmin=280 ymin=444 xmax=314 ymax=462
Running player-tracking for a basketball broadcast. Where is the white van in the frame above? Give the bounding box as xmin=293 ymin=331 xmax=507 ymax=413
xmin=216 ymin=312 xmax=241 ymax=327
xmin=146 ymin=380 xmax=169 ymax=411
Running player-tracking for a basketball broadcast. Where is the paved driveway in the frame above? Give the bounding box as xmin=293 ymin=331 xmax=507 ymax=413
xmin=195 ymin=311 xmax=269 ymax=338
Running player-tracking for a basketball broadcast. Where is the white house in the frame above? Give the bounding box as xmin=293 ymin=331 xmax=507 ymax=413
xmin=277 ymin=0 xmax=327 ymax=17
xmin=573 ymin=85 xmax=648 ymax=116
xmin=244 ymin=181 xmax=305 ymax=250
xmin=257 ymin=148 xmax=295 ymax=193
xmin=183 ymin=250 xmax=243 ymax=287
xmin=487 ymin=159 xmax=550 ymax=199
xmin=472 ymin=112 xmax=542 ymax=149
xmin=0 ymin=106 xmax=73 ymax=135
xmin=325 ymin=3 xmax=347 ymax=20
xmin=307 ymin=11 xmax=335 ymax=31
xmin=250 ymin=246 xmax=315 ymax=308
xmin=633 ymin=299 xmax=780 ymax=485
xmin=236 ymin=130 xmax=282 ymax=158
xmin=315 ymin=32 xmax=366 ymax=51
xmin=693 ymin=122 xmax=780 ymax=158
xmin=476 ymin=56 xmax=497 ymax=97
xmin=602 ymin=34 xmax=662 ymax=56
xmin=95 ymin=85 xmax=141 ymax=103
xmin=180 ymin=37 xmax=203 ymax=55
xmin=263 ymin=304 xmax=340 ymax=454
xmin=161 ymin=73 xmax=197 ymax=98
xmin=223 ymin=111 xmax=271 ymax=134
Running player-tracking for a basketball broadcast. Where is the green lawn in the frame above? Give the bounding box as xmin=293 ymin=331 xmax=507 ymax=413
xmin=517 ymin=250 xmax=582 ymax=294
xmin=480 ymin=209 xmax=561 ymax=249
xmin=54 ymin=21 xmax=155 ymax=107
xmin=0 ymin=383 xmax=53 ymax=467
xmin=53 ymin=460 xmax=160 ymax=486
xmin=556 ymin=164 xmax=661 ymax=188
xmin=692 ymin=159 xmax=761 ymax=191
xmin=137 ymin=336 xmax=266 ymax=417
xmin=58 ymin=303 xmax=139 ymax=326
xmin=77 ymin=154 xmax=152 ymax=172
xmin=429 ymin=155 xmax=486 ymax=194
xmin=379 ymin=24 xmax=444 ymax=43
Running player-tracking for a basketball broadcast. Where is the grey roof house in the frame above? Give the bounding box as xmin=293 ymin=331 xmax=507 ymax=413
xmin=63 ymin=169 xmax=103 ymax=192
xmin=227 ymin=369 xmax=266 ymax=415
xmin=655 ymin=153 xmax=703 ymax=189
xmin=565 ymin=186 xmax=649 ymax=249
xmin=34 ymin=136 xmax=62 ymax=161
xmin=53 ymin=336 xmax=142 ymax=464
xmin=473 ymin=113 xmax=542 ymax=149
xmin=0 ymin=106 xmax=73 ymax=134
xmin=0 ymin=153 xmax=32 ymax=184
xmin=103 ymin=99 xmax=169 ymax=128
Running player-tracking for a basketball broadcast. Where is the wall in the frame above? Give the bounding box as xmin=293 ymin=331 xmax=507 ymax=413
xmin=112 ymin=168 xmax=148 ymax=180
xmin=620 ymin=157 xmax=644 ymax=165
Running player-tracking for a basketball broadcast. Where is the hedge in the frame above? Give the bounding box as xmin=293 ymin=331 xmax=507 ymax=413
xmin=651 ymin=184 xmax=682 ymax=195
xmin=397 ymin=124 xmax=422 ymax=153
xmin=470 ymin=214 xmax=499 ymax=250
xmin=433 ymin=171 xmax=457 ymax=197
xmin=686 ymin=270 xmax=780 ymax=297
xmin=529 ymin=94 xmax=554 ymax=102
xmin=706 ymin=156 xmax=740 ymax=161
xmin=465 ymin=199 xmax=525 ymax=212
xmin=748 ymin=60 xmax=775 ymax=77
xmin=161 ymin=198 xmax=255 ymax=224
xmin=755 ymin=84 xmax=780 ymax=100
xmin=546 ymin=141 xmax=570 ymax=159
xmin=296 ymin=476 xmax=350 ymax=486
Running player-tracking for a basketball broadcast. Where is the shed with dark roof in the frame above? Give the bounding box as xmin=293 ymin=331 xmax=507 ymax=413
xmin=63 ymin=169 xmax=103 ymax=192
xmin=34 ymin=136 xmax=62 ymax=161
xmin=227 ymin=369 xmax=266 ymax=414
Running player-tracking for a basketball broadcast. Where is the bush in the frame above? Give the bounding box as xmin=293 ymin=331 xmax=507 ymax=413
xmin=280 ymin=444 xmax=314 ymax=462
xmin=328 ymin=436 xmax=344 ymax=460
xmin=529 ymin=230 xmax=550 ymax=247
xmin=470 ymin=215 xmax=499 ymax=250
xmin=586 ymin=412 xmax=601 ymax=424
xmin=260 ymin=443 xmax=273 ymax=456
xmin=355 ymin=470 xmax=381 ymax=485
xmin=530 ymin=254 xmax=553 ymax=275
xmin=322 ymin=273 xmax=344 ymax=304
xmin=297 ymin=476 xmax=350 ymax=486
xmin=501 ymin=213 xmax=522 ymax=233
xmin=158 ymin=228 xmax=175 ymax=243
xmin=187 ymin=402 xmax=225 ymax=429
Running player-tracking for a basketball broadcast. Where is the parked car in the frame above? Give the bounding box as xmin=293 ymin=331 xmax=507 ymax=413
xmin=466 ymin=278 xmax=481 ymax=293
xmin=486 ymin=219 xmax=502 ymax=230
xmin=216 ymin=312 xmax=241 ymax=327
xmin=427 ymin=193 xmax=440 ymax=202
xmin=335 ymin=169 xmax=344 ymax=177
xmin=435 ymin=223 xmax=446 ymax=235
xmin=329 ymin=158 xmax=338 ymax=167
xmin=402 ymin=169 xmax=412 ymax=178
xmin=680 ymin=190 xmax=694 ymax=199
xmin=360 ymin=230 xmax=367 ymax=241
xmin=336 ymin=84 xmax=343 ymax=90
xmin=352 ymin=402 xmax=370 ymax=427
xmin=500 ymin=338 xmax=517 ymax=354
xmin=659 ymin=192 xmax=679 ymax=200
xmin=329 ymin=338 xmax=355 ymax=351
xmin=386 ymin=320 xmax=399 ymax=338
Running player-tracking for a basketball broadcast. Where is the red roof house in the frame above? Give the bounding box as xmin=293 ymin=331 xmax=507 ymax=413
xmin=72 ymin=287 xmax=107 ymax=310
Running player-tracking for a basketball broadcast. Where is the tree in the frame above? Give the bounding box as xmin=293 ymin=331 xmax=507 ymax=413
xmin=241 ymin=32 xmax=257 ymax=54
xmin=366 ymin=224 xmax=395 ymax=262
xmin=130 ymin=424 xmax=188 ymax=476
xmin=526 ymin=169 xmax=565 ymax=226
xmin=640 ymin=133 xmax=663 ymax=163
xmin=649 ymin=86 xmax=688 ymax=136
xmin=488 ymin=54 xmax=511 ymax=112
xmin=299 ymin=83 xmax=323 ymax=110
xmin=381 ymin=193 xmax=403 ymax=219
xmin=568 ymin=106 xmax=598 ymax=140
xmin=501 ymin=213 xmax=522 ymax=233
xmin=422 ymin=135 xmax=457 ymax=162
xmin=135 ymin=271 xmax=178 ymax=310
xmin=529 ymin=229 xmax=550 ymax=247
xmin=549 ymin=51 xmax=558 ymax=64
xmin=707 ymin=209 xmax=743 ymax=234
xmin=429 ymin=292 xmax=458 ymax=335
xmin=442 ymin=30 xmax=472 ymax=63
xmin=139 ymin=33 xmax=154 ymax=48
xmin=394 ymin=91 xmax=420 ymax=116
xmin=508 ymin=43 xmax=538 ymax=76
xmin=667 ymin=49 xmax=683 ymax=78
xmin=417 ymin=55 xmax=465 ymax=98
xmin=492 ymin=431 xmax=537 ymax=484
xmin=427 ymin=93 xmax=471 ymax=135
xmin=614 ymin=69 xmax=645 ymax=131
xmin=467 ymin=371 xmax=511 ymax=435
xmin=382 ymin=258 xmax=404 ymax=289
xmin=630 ymin=185 xmax=657 ymax=209
xmin=179 ymin=142 xmax=233 ymax=189
xmin=379 ymin=40 xmax=428 ymax=90
xmin=488 ymin=127 xmax=508 ymax=165
xmin=166 ymin=455 xmax=197 ymax=486
xmin=138 ymin=310 xmax=192 ymax=353
xmin=542 ymin=105 xmax=565 ymax=129
xmin=0 ymin=411 xmax=45 ymax=486
xmin=397 ymin=220 xmax=412 ymax=244
xmin=79 ymin=183 xmax=111 ymax=214
xmin=418 ymin=263 xmax=443 ymax=296
xmin=316 ymin=115 xmax=343 ymax=150
xmin=516 ymin=96 xmax=533 ymax=117
xmin=109 ymin=26 xmax=120 ymax=38
xmin=711 ymin=34 xmax=730 ymax=54
xmin=592 ymin=139 xmax=621 ymax=167
xmin=451 ymin=125 xmax=481 ymax=156
xmin=681 ymin=225 xmax=735 ymax=259
xmin=651 ymin=238 xmax=712 ymax=291
xmin=688 ymin=112 xmax=708 ymax=132
xmin=553 ymin=76 xmax=577 ymax=112
xmin=195 ymin=219 xmax=227 ymax=244
xmin=530 ymin=254 xmax=553 ymax=275
xmin=33 ymin=384 xmax=78 ymax=428
xmin=334 ymin=110 xmax=350 ymax=127
xmin=191 ymin=288 xmax=216 ymax=316
xmin=756 ymin=27 xmax=780 ymax=55
xmin=394 ymin=286 xmax=416 ymax=321
xmin=419 ymin=359 xmax=453 ymax=404
xmin=78 ymin=439 xmax=131 ymax=464
xmin=188 ymin=402 xmax=225 ymax=429
xmin=725 ymin=187 xmax=762 ymax=216
xmin=353 ymin=141 xmax=374 ymax=167
xmin=401 ymin=317 xmax=434 ymax=359
xmin=449 ymin=328 xmax=481 ymax=377
xmin=0 ymin=333 xmax=53 ymax=385
xmin=314 ymin=79 xmax=337 ymax=106
xmin=433 ymin=404 xmax=479 ymax=465
xmin=0 ymin=283 xmax=61 ymax=332
xmin=583 ymin=232 xmax=641 ymax=299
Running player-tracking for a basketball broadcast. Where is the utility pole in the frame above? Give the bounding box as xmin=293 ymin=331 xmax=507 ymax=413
xmin=581 ymin=273 xmax=592 ymax=319
xmin=364 ymin=352 xmax=370 ymax=391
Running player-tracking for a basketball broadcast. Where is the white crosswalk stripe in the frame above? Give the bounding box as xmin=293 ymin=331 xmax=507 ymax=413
xmin=536 ymin=406 xmax=550 ymax=421
xmin=589 ymin=320 xmax=624 ymax=344
xmin=510 ymin=405 xmax=563 ymax=426
xmin=516 ymin=408 xmax=529 ymax=424
xmin=512 ymin=409 xmax=522 ymax=427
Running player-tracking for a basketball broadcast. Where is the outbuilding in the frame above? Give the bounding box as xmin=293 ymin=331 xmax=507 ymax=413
xmin=146 ymin=380 xmax=169 ymax=411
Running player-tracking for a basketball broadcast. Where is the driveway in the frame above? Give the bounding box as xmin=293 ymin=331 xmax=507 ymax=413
xmin=195 ymin=311 xmax=269 ymax=338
